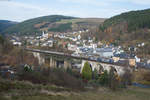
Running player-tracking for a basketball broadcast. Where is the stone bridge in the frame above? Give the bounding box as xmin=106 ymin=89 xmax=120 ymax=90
xmin=81 ymin=60 xmax=130 ymax=76
xmin=32 ymin=52 xmax=131 ymax=76
xmin=33 ymin=52 xmax=71 ymax=69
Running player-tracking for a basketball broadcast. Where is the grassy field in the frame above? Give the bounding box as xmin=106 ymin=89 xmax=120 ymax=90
xmin=1 ymin=85 xmax=150 ymax=100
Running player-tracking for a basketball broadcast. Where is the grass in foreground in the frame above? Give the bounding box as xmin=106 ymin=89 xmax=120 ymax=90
xmin=1 ymin=84 xmax=150 ymax=100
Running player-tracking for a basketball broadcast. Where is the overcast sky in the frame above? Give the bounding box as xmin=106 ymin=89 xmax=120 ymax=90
xmin=0 ymin=0 xmax=150 ymax=22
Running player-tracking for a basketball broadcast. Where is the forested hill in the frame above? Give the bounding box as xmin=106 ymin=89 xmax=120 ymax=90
xmin=3 ymin=15 xmax=75 ymax=35
xmin=100 ymin=9 xmax=150 ymax=32
xmin=3 ymin=15 xmax=105 ymax=35
xmin=98 ymin=9 xmax=150 ymax=45
xmin=0 ymin=20 xmax=17 ymax=33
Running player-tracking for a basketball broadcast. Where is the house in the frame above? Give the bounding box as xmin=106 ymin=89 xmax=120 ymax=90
xmin=98 ymin=41 xmax=103 ymax=46
xmin=68 ymin=44 xmax=77 ymax=51
xmin=129 ymin=59 xmax=136 ymax=67
xmin=62 ymin=42 xmax=68 ymax=48
xmin=41 ymin=38 xmax=54 ymax=47
xmin=75 ymin=47 xmax=92 ymax=54
xmin=147 ymin=60 xmax=150 ymax=64
xmin=42 ymin=31 xmax=48 ymax=38
xmin=41 ymin=42 xmax=47 ymax=47
xmin=0 ymin=65 xmax=15 ymax=79
xmin=135 ymin=56 xmax=140 ymax=63
xmin=75 ymin=47 xmax=83 ymax=54
xmin=76 ymin=41 xmax=81 ymax=45
xmin=112 ymin=57 xmax=120 ymax=62
xmin=72 ymin=37 xmax=77 ymax=42
xmin=88 ymin=39 xmax=93 ymax=43
xmin=47 ymin=40 xmax=53 ymax=47
xmin=94 ymin=48 xmax=114 ymax=58
xmin=90 ymin=43 xmax=97 ymax=49
xmin=78 ymin=35 xmax=81 ymax=40
xmin=13 ymin=41 xmax=22 ymax=46
xmin=83 ymin=40 xmax=87 ymax=43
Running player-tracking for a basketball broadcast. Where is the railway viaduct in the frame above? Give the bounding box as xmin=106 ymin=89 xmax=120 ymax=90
xmin=26 ymin=48 xmax=132 ymax=76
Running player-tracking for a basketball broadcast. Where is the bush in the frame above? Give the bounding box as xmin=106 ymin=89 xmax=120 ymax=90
xmin=120 ymin=68 xmax=133 ymax=88
xmin=99 ymin=64 xmax=104 ymax=74
xmin=108 ymin=67 xmax=120 ymax=90
xmin=46 ymin=68 xmax=84 ymax=90
xmin=88 ymin=80 xmax=99 ymax=88
xmin=66 ymin=68 xmax=81 ymax=79
xmin=143 ymin=71 xmax=150 ymax=82
xmin=134 ymin=69 xmax=150 ymax=85
xmin=18 ymin=68 xmax=84 ymax=90
xmin=0 ymin=80 xmax=12 ymax=92
xmin=92 ymin=68 xmax=99 ymax=80
xmin=18 ymin=71 xmax=49 ymax=84
xmin=82 ymin=62 xmax=92 ymax=81
xmin=98 ymin=70 xmax=109 ymax=86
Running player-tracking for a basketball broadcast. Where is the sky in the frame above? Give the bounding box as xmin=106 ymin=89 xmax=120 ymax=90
xmin=0 ymin=0 xmax=150 ymax=22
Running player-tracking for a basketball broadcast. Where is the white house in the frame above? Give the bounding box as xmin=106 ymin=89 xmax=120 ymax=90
xmin=76 ymin=41 xmax=80 ymax=45
xmin=68 ymin=44 xmax=77 ymax=51
xmin=75 ymin=47 xmax=83 ymax=54
xmin=88 ymin=39 xmax=93 ymax=43
xmin=13 ymin=41 xmax=22 ymax=46
xmin=72 ymin=38 xmax=77 ymax=42
xmin=41 ymin=43 xmax=47 ymax=47
xmin=47 ymin=40 xmax=54 ymax=47
xmin=147 ymin=60 xmax=150 ymax=64
xmin=135 ymin=56 xmax=140 ymax=63
xmin=90 ymin=43 xmax=97 ymax=49
xmin=94 ymin=48 xmax=114 ymax=58
xmin=78 ymin=35 xmax=81 ymax=40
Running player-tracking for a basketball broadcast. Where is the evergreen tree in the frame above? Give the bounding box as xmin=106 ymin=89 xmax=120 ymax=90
xmin=82 ymin=62 xmax=92 ymax=81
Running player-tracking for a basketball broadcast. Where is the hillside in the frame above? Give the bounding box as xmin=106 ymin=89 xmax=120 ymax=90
xmin=99 ymin=9 xmax=150 ymax=45
xmin=3 ymin=15 xmax=105 ymax=35
xmin=0 ymin=20 xmax=17 ymax=33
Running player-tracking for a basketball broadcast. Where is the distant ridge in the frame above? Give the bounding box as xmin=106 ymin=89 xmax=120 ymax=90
xmin=0 ymin=20 xmax=17 ymax=33
xmin=2 ymin=15 xmax=105 ymax=35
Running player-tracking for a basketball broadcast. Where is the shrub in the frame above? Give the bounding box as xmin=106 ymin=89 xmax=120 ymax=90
xmin=0 ymin=96 xmax=8 ymax=100
xmin=120 ymin=68 xmax=133 ymax=88
xmin=18 ymin=68 xmax=84 ymax=90
xmin=143 ymin=71 xmax=150 ymax=82
xmin=108 ymin=67 xmax=120 ymax=90
xmin=99 ymin=64 xmax=104 ymax=74
xmin=46 ymin=68 xmax=84 ymax=90
xmin=92 ymin=68 xmax=99 ymax=80
xmin=24 ymin=64 xmax=33 ymax=72
xmin=66 ymin=68 xmax=81 ymax=79
xmin=18 ymin=71 xmax=48 ymax=84
xmin=82 ymin=62 xmax=92 ymax=81
xmin=0 ymin=80 xmax=12 ymax=92
xmin=88 ymin=80 xmax=99 ymax=88
xmin=134 ymin=69 xmax=150 ymax=85
xmin=98 ymin=70 xmax=109 ymax=86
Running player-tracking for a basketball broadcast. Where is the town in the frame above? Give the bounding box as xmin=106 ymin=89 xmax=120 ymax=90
xmin=10 ymin=30 xmax=150 ymax=69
